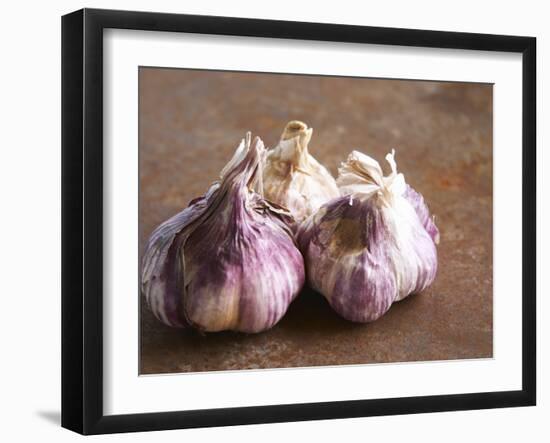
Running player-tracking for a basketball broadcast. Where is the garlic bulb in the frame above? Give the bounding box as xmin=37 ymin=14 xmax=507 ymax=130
xmin=263 ymin=121 xmax=340 ymax=223
xmin=141 ymin=133 xmax=305 ymax=333
xmin=297 ymin=150 xmax=438 ymax=323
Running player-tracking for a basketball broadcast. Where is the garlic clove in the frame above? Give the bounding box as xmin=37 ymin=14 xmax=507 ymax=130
xmin=141 ymin=133 xmax=305 ymax=333
xmin=298 ymin=149 xmax=438 ymax=322
xmin=263 ymin=121 xmax=340 ymax=223
xmin=141 ymin=184 xmax=218 ymax=328
xmin=403 ymin=184 xmax=440 ymax=245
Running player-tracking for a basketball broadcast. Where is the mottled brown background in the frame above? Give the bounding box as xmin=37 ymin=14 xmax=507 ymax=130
xmin=139 ymin=67 xmax=493 ymax=374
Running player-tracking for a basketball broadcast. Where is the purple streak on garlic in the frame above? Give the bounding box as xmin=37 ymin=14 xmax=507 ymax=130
xmin=263 ymin=121 xmax=340 ymax=223
xmin=141 ymin=133 xmax=305 ymax=333
xmin=404 ymin=184 xmax=440 ymax=245
xmin=297 ymin=150 xmax=438 ymax=323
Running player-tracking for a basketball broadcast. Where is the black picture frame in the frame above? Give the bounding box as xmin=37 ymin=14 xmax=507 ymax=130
xmin=61 ymin=8 xmax=537 ymax=435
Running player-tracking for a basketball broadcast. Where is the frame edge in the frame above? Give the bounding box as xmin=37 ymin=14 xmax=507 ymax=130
xmin=521 ymin=36 xmax=537 ymax=406
xmin=61 ymin=8 xmax=85 ymax=435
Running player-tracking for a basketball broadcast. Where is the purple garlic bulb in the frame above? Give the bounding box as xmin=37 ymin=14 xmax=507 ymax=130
xmin=297 ymin=150 xmax=438 ymax=323
xmin=141 ymin=133 xmax=305 ymax=333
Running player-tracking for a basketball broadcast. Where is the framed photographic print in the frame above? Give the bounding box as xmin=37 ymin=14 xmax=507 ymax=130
xmin=61 ymin=8 xmax=536 ymax=435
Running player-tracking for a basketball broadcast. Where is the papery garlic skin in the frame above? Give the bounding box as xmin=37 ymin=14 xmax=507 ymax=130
xmin=297 ymin=150 xmax=438 ymax=322
xmin=141 ymin=185 xmax=217 ymax=328
xmin=263 ymin=121 xmax=340 ymax=223
xmin=141 ymin=134 xmax=305 ymax=333
xmin=404 ymin=184 xmax=440 ymax=245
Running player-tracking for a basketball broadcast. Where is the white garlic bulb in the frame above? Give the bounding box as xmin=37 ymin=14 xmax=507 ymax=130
xmin=263 ymin=121 xmax=340 ymax=223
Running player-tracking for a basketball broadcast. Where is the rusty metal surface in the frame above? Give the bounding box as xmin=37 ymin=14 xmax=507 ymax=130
xmin=139 ymin=68 xmax=493 ymax=374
